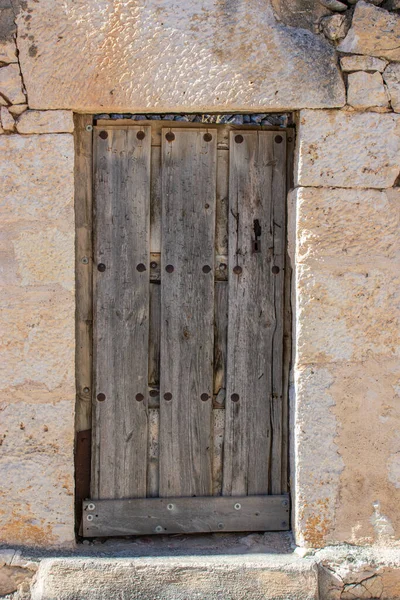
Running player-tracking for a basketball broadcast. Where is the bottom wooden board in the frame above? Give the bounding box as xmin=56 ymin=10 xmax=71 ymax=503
xmin=82 ymin=495 xmax=290 ymax=537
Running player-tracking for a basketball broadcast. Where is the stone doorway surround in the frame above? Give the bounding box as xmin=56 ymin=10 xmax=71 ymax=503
xmin=1 ymin=0 xmax=400 ymax=596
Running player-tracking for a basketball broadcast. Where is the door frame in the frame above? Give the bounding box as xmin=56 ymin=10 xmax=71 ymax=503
xmin=73 ymin=113 xmax=295 ymax=537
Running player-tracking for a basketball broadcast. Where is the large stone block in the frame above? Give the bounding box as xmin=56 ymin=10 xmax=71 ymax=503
xmin=339 ymin=1 xmax=400 ymax=61
xmin=16 ymin=110 xmax=74 ymax=134
xmin=383 ymin=62 xmax=400 ymax=113
xmin=0 ymin=134 xmax=74 ymax=223
xmin=293 ymin=187 xmax=400 ymax=262
xmin=347 ymin=71 xmax=389 ymax=110
xmin=296 ymin=110 xmax=400 ymax=188
xmin=15 ymin=0 xmax=345 ymax=112
xmin=0 ymin=401 xmax=75 ymax=547
xmin=0 ymin=63 xmax=25 ymax=105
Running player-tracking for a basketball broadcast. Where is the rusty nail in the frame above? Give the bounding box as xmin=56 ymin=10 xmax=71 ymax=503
xmin=233 ymin=266 xmax=242 ymax=275
xmin=231 ymin=393 xmax=240 ymax=403
xmin=166 ymin=265 xmax=174 ymax=273
xmin=136 ymin=263 xmax=146 ymax=272
xmin=203 ymin=133 xmax=212 ymax=142
xmin=164 ymin=392 xmax=172 ymax=401
xmin=97 ymin=393 xmax=106 ymax=402
xmin=166 ymin=132 xmax=175 ymax=142
xmin=200 ymin=393 xmax=209 ymax=402
xmin=135 ymin=393 xmax=144 ymax=402
xmin=272 ymin=266 xmax=280 ymax=274
xmin=83 ymin=387 xmax=90 ymax=394
xmin=235 ymin=134 xmax=244 ymax=144
xmin=99 ymin=131 xmax=108 ymax=139
xmin=98 ymin=263 xmax=106 ymax=272
xmin=202 ymin=265 xmax=211 ymax=273
xmin=275 ymin=135 xmax=283 ymax=144
xmin=149 ymin=389 xmax=159 ymax=397
xmin=137 ymin=130 xmax=145 ymax=140
xmin=150 ymin=261 xmax=158 ymax=269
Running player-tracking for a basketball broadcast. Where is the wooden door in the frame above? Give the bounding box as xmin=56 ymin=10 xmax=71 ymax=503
xmin=83 ymin=123 xmax=289 ymax=537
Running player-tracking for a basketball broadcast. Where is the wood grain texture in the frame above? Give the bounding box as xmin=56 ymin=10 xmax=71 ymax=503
xmin=92 ymin=126 xmax=151 ymax=500
xmin=75 ymin=114 xmax=93 ymax=433
xmin=214 ymin=281 xmax=228 ymax=408
xmin=159 ymin=128 xmax=217 ymax=497
xmin=223 ymin=131 xmax=287 ymax=497
xmin=83 ymin=494 xmax=290 ymax=536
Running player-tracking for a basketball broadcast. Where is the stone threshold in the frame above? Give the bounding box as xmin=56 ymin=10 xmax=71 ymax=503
xmin=2 ymin=535 xmax=400 ymax=599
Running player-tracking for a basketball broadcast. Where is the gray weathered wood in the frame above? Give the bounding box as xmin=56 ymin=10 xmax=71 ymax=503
xmin=214 ymin=281 xmax=228 ymax=408
xmin=75 ymin=114 xmax=93 ymax=433
xmin=147 ymin=408 xmax=160 ymax=498
xmin=223 ymin=131 xmax=287 ymax=497
xmin=83 ymin=494 xmax=290 ymax=536
xmin=159 ymin=128 xmax=217 ymax=497
xmin=92 ymin=126 xmax=151 ymax=500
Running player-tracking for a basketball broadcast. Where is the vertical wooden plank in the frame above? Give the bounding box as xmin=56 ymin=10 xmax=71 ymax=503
xmin=147 ymin=408 xmax=160 ymax=497
xmin=92 ymin=126 xmax=151 ymax=500
xmin=159 ymin=128 xmax=217 ymax=497
xmin=74 ymin=114 xmax=93 ymax=433
xmin=148 ymin=283 xmax=161 ymax=391
xmin=214 ymin=281 xmax=228 ymax=408
xmin=223 ymin=130 xmax=286 ymax=497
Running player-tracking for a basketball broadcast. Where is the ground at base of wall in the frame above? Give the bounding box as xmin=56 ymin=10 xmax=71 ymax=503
xmin=1 ymin=535 xmax=400 ymax=600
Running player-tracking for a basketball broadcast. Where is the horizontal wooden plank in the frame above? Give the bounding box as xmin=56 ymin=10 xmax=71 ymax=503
xmin=149 ymin=253 xmax=228 ymax=283
xmin=82 ymin=494 xmax=290 ymax=537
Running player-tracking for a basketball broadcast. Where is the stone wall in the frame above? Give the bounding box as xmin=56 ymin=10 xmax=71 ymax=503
xmin=1 ymin=0 xmax=400 ymax=549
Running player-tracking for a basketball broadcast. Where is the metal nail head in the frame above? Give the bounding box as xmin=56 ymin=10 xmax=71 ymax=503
xmin=203 ymin=133 xmax=212 ymax=142
xmin=85 ymin=125 xmax=93 ymax=132
xmin=231 ymin=393 xmax=240 ymax=403
xmin=135 ymin=393 xmax=144 ymax=402
xmin=155 ymin=525 xmax=163 ymax=533
xmin=164 ymin=392 xmax=172 ymax=401
xmin=97 ymin=393 xmax=106 ymax=402
xmin=272 ymin=266 xmax=280 ymax=274
xmin=275 ymin=135 xmax=283 ymax=144
xmin=235 ymin=135 xmax=244 ymax=144
xmin=234 ymin=503 xmax=241 ymax=510
xmin=202 ymin=265 xmax=211 ymax=273
xmin=166 ymin=132 xmax=175 ymax=142
xmin=81 ymin=257 xmax=89 ymax=264
xmin=200 ymin=393 xmax=209 ymax=402
xmin=99 ymin=131 xmax=108 ymax=139
xmin=137 ymin=131 xmax=145 ymax=140
xmin=233 ymin=266 xmax=242 ymax=275
xmin=97 ymin=263 xmax=106 ymax=272
xmin=166 ymin=265 xmax=174 ymax=273
xmin=136 ymin=263 xmax=146 ymax=272
xmin=87 ymin=503 xmax=95 ymax=511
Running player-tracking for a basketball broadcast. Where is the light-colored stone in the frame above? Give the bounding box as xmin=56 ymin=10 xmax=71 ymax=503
xmin=31 ymin=555 xmax=320 ymax=600
xmin=0 ymin=105 xmax=14 ymax=131
xmin=0 ymin=39 xmax=18 ymax=64
xmin=296 ymin=109 xmax=400 ymax=188
xmin=8 ymin=103 xmax=27 ymax=116
xmin=340 ymin=55 xmax=388 ymax=72
xmin=347 ymin=71 xmax=389 ymax=109
xmin=15 ymin=0 xmax=345 ymax=112
xmin=16 ymin=110 xmax=74 ymax=134
xmin=338 ymin=1 xmax=400 ymax=60
xmin=384 ymin=62 xmax=400 ymax=112
xmin=294 ymin=187 xmax=400 ymax=263
xmin=0 ymin=63 xmax=25 ymax=104
xmin=320 ymin=14 xmax=349 ymax=41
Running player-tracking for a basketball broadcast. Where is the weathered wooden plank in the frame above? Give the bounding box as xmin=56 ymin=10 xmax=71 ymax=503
xmin=150 ymin=147 xmax=162 ymax=253
xmin=148 ymin=282 xmax=161 ymax=391
xmin=83 ymin=494 xmax=290 ymax=536
xmin=147 ymin=408 xmax=160 ymax=498
xmin=216 ymin=149 xmax=229 ymax=256
xmin=223 ymin=131 xmax=287 ymax=497
xmin=159 ymin=128 xmax=217 ymax=497
xmin=214 ymin=281 xmax=228 ymax=408
xmin=92 ymin=126 xmax=151 ymax=500
xmin=212 ymin=409 xmax=225 ymax=495
xmin=74 ymin=114 xmax=93 ymax=433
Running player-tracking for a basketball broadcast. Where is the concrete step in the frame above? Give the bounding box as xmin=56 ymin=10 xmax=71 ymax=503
xmin=31 ymin=554 xmax=319 ymax=600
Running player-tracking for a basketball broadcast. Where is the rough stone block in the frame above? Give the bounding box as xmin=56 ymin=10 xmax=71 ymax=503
xmin=320 ymin=14 xmax=349 ymax=41
xmin=0 ymin=39 xmax=17 ymax=64
xmin=338 ymin=1 xmax=400 ymax=60
xmin=383 ymin=62 xmax=400 ymax=112
xmin=0 ymin=134 xmax=74 ymax=223
xmin=340 ymin=55 xmax=388 ymax=72
xmin=347 ymin=71 xmax=389 ymax=110
xmin=0 ymin=401 xmax=75 ymax=547
xmin=293 ymin=187 xmax=400 ymax=262
xmin=296 ymin=110 xmax=400 ymax=188
xmin=0 ymin=63 xmax=25 ymax=104
xmin=16 ymin=110 xmax=74 ymax=134
xmin=0 ymin=105 xmax=14 ymax=131
xmin=15 ymin=0 xmax=345 ymax=111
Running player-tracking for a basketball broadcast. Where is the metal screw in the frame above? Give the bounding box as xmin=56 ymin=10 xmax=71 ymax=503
xmin=204 ymin=133 xmax=212 ymax=142
xmin=81 ymin=257 xmax=89 ymax=264
xmin=97 ymin=393 xmax=106 ymax=402
xmin=167 ymin=504 xmax=174 ymax=510
xmin=233 ymin=266 xmax=242 ymax=275
xmin=217 ymin=523 xmax=224 ymax=529
xmin=135 ymin=393 xmax=144 ymax=402
xmin=275 ymin=135 xmax=283 ymax=144
xmin=85 ymin=125 xmax=93 ymax=132
xmin=166 ymin=265 xmax=174 ymax=273
xmin=99 ymin=131 xmax=108 ymax=140
xmin=97 ymin=263 xmax=106 ymax=272
xmin=282 ymin=499 xmax=289 ymax=508
xmin=164 ymin=392 xmax=172 ymax=401
xmin=200 ymin=393 xmax=209 ymax=402
xmin=202 ymin=265 xmax=211 ymax=274
xmin=234 ymin=503 xmax=241 ymax=510
xmin=137 ymin=131 xmax=145 ymax=140
xmin=87 ymin=514 xmax=93 ymax=521
xmin=231 ymin=393 xmax=240 ymax=403
xmin=87 ymin=503 xmax=95 ymax=511
xmin=83 ymin=387 xmax=90 ymax=394
xmin=166 ymin=132 xmax=175 ymax=142
xmin=235 ymin=135 xmax=244 ymax=144
xmin=155 ymin=525 xmax=163 ymax=533
xmin=136 ymin=263 xmax=146 ymax=272
xmin=272 ymin=266 xmax=280 ymax=274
